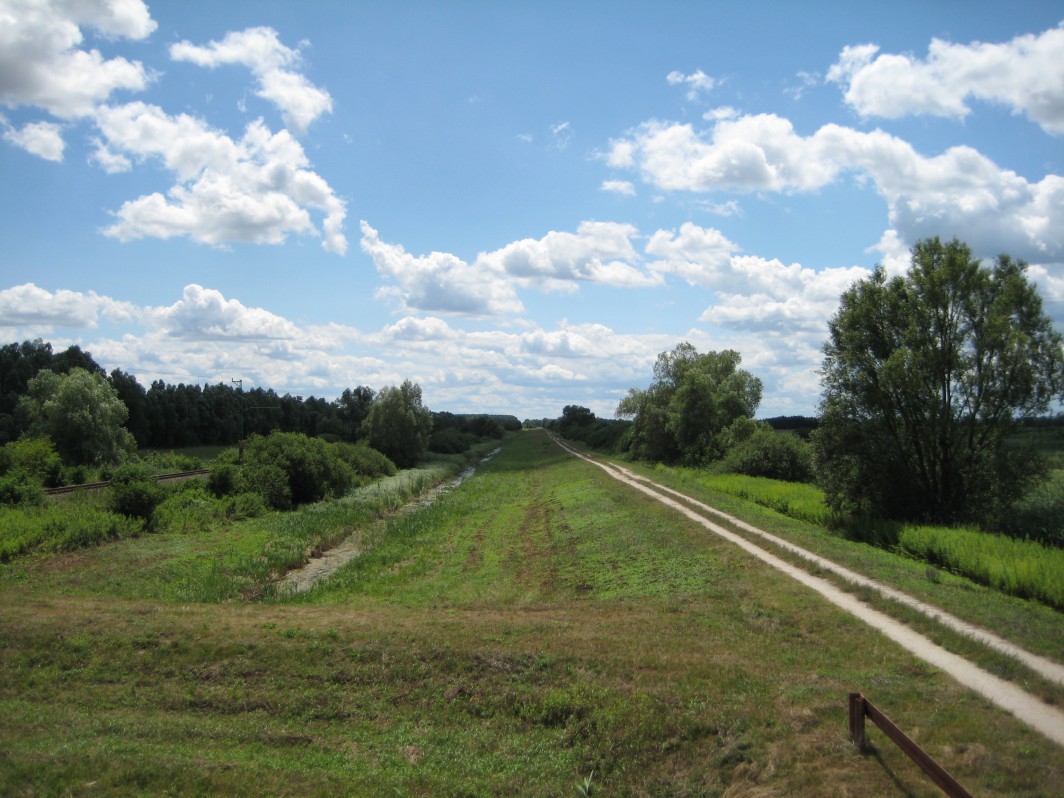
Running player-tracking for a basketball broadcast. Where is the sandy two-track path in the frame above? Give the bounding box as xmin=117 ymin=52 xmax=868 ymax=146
xmin=550 ymin=435 xmax=1064 ymax=748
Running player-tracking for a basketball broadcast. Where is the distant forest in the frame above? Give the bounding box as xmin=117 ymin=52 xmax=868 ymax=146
xmin=0 ymin=339 xmax=520 ymax=450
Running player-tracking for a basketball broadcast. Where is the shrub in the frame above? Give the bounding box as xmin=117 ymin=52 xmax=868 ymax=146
xmin=227 ymin=492 xmax=267 ymax=520
xmin=238 ymin=461 xmax=292 ymax=510
xmin=63 ymin=464 xmax=90 ymax=485
xmin=997 ymin=472 xmax=1064 ymax=547
xmin=0 ymin=470 xmax=44 ymax=507
xmin=238 ymin=431 xmax=354 ymax=509
xmin=0 ymin=438 xmax=64 ymax=487
xmin=428 ymin=427 xmax=474 ymax=454
xmin=152 ymin=483 xmax=218 ymax=533
xmin=333 ymin=441 xmax=397 ymax=480
xmin=109 ymin=463 xmax=164 ymax=521
xmin=208 ymin=463 xmax=239 ymax=498
xmin=719 ymin=427 xmax=814 ymax=483
xmin=143 ymin=450 xmax=202 ymax=472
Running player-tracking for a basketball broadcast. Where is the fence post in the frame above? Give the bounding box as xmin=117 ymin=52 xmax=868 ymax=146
xmin=848 ymin=692 xmax=974 ymax=798
xmin=849 ymin=692 xmax=866 ymax=750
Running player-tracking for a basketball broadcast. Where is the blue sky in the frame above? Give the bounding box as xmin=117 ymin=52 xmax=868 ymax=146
xmin=2 ymin=1 xmax=1062 ymax=420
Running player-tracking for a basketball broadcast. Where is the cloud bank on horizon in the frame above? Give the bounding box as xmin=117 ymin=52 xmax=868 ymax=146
xmin=1 ymin=1 xmax=1062 ymax=419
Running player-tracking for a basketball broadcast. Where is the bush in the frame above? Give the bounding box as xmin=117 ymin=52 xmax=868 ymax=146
xmin=997 ymin=472 xmax=1064 ymax=547
xmin=238 ymin=461 xmax=292 ymax=510
xmin=151 ymin=483 xmax=218 ymax=533
xmin=428 ymin=427 xmax=475 ymax=454
xmin=63 ymin=464 xmax=91 ymax=485
xmin=208 ymin=463 xmax=239 ymax=498
xmin=227 ymin=492 xmax=267 ymax=520
xmin=333 ymin=441 xmax=397 ymax=480
xmin=719 ymin=427 xmax=814 ymax=482
xmin=237 ymin=432 xmax=353 ymax=510
xmin=0 ymin=438 xmax=64 ymax=487
xmin=143 ymin=450 xmax=202 ymax=472
xmin=109 ymin=463 xmax=164 ymax=521
xmin=0 ymin=470 xmax=44 ymax=507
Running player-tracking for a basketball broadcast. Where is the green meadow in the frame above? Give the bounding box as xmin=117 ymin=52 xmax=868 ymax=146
xmin=1 ymin=430 xmax=1061 ymax=796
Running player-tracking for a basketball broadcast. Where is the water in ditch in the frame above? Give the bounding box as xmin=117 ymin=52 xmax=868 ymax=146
xmin=277 ymin=448 xmax=501 ymax=594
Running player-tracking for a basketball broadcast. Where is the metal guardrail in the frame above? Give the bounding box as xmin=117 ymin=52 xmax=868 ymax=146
xmin=849 ymin=692 xmax=973 ymax=798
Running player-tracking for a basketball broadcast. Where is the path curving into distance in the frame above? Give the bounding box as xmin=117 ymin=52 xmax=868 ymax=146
xmin=550 ymin=435 xmax=1064 ymax=748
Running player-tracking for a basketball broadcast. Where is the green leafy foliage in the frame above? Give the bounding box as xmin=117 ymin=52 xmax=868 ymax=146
xmin=363 ymin=380 xmax=432 ymax=468
xmin=236 ymin=431 xmax=353 ymax=510
xmin=108 ymin=463 xmax=164 ymax=521
xmin=815 ymin=238 xmax=1064 ymax=525
xmin=20 ymin=368 xmax=133 ymax=466
xmin=0 ymin=438 xmax=64 ymax=486
xmin=0 ymin=470 xmax=44 ymax=507
xmin=427 ymin=427 xmax=477 ymax=454
xmin=617 ymin=343 xmax=762 ymax=465
xmin=332 ymin=441 xmax=397 ymax=481
xmin=207 ymin=462 xmax=239 ymax=498
xmin=0 ymin=500 xmax=142 ymax=561
xmin=997 ymin=470 xmax=1064 ymax=547
xmin=716 ymin=423 xmax=814 ymax=483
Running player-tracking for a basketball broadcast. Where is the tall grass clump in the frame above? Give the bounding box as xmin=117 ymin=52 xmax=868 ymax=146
xmin=0 ymin=498 xmax=142 ymax=561
xmin=675 ymin=467 xmax=833 ymax=527
xmin=649 ymin=461 xmax=1064 ymax=608
xmin=895 ymin=524 xmax=1064 ymax=609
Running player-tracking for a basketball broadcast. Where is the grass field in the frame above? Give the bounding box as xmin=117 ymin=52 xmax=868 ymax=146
xmin=1 ymin=430 xmax=1061 ymax=796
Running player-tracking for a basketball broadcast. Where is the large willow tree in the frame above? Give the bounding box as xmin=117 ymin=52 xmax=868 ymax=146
xmin=617 ymin=343 xmax=762 ymax=465
xmin=814 ymin=237 xmax=1064 ymax=525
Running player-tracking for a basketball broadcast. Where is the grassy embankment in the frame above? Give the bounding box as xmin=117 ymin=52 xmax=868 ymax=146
xmin=623 ymin=459 xmax=1064 ymax=612
xmin=0 ymin=430 xmax=1061 ymax=796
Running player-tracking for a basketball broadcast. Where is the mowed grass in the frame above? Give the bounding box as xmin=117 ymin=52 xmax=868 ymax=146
xmin=0 ymin=431 xmax=1061 ymax=796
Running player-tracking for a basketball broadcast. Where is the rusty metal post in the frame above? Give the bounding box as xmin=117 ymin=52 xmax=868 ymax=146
xmin=849 ymin=692 xmax=866 ymax=751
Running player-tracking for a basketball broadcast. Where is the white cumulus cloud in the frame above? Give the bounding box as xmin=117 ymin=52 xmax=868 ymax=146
xmin=601 ymin=179 xmax=636 ymax=196
xmin=360 ymin=221 xmax=524 ymax=317
xmin=0 ymin=282 xmax=138 ymax=329
xmin=96 ymin=104 xmax=347 ymax=254
xmin=667 ymin=69 xmax=717 ymax=100
xmin=170 ymin=26 xmax=332 ymax=133
xmin=0 ymin=0 xmax=155 ymax=119
xmin=827 ymin=22 xmax=1064 ymax=135
xmin=608 ymin=112 xmax=1064 ymax=264
xmin=147 ymin=284 xmax=301 ymax=341
xmin=477 ymin=221 xmax=660 ymax=291
xmin=2 ymin=118 xmax=64 ymax=160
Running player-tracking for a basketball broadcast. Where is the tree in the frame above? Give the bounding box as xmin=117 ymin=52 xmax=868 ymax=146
xmin=19 ymin=368 xmax=134 ymax=466
xmin=0 ymin=339 xmax=106 ymax=443
xmin=616 ymin=343 xmax=762 ymax=464
xmin=814 ymin=237 xmax=1064 ymax=525
xmin=363 ymin=380 xmax=433 ymax=469
xmin=336 ymin=386 xmax=375 ymax=440
xmin=109 ymin=369 xmax=150 ymax=447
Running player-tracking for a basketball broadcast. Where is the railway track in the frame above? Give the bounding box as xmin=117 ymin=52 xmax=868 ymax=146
xmin=44 ymin=469 xmax=211 ymax=497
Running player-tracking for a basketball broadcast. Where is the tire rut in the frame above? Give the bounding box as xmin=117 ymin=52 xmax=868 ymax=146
xmin=550 ymin=435 xmax=1064 ymax=747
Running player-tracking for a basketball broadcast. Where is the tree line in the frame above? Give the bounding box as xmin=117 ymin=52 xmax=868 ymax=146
xmin=549 ymin=238 xmax=1064 ymax=537
xmin=0 ymin=338 xmax=519 ymax=472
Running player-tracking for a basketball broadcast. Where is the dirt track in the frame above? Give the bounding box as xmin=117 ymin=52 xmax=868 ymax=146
xmin=551 ymin=436 xmax=1064 ymax=748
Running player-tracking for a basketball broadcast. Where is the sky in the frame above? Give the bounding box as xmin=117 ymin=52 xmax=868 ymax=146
xmin=1 ymin=1 xmax=1063 ymax=421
